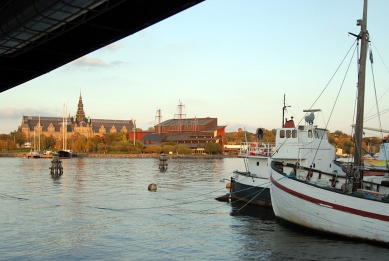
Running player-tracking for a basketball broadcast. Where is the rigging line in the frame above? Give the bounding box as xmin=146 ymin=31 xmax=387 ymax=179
xmin=364 ymin=40 xmax=389 ymax=118
xmin=303 ymin=38 xmax=358 ymax=118
xmin=235 ymin=185 xmax=270 ymax=212
xmin=311 ymin=41 xmax=358 ymax=165
xmin=271 ymin=40 xmax=358 ymax=157
xmin=369 ymin=44 xmax=385 ymax=140
xmin=364 ymin=107 xmax=389 ymax=122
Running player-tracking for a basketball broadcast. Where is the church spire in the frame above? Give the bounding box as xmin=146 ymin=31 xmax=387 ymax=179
xmin=76 ymin=91 xmax=85 ymax=123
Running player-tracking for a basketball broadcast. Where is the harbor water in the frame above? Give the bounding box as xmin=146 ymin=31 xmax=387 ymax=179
xmin=0 ymin=157 xmax=388 ymax=260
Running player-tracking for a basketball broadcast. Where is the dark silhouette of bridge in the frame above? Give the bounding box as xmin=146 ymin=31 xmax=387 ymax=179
xmin=0 ymin=0 xmax=204 ymax=93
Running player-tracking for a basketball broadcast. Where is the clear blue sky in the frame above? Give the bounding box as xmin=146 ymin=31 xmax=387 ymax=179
xmin=1 ymin=0 xmax=389 ymax=137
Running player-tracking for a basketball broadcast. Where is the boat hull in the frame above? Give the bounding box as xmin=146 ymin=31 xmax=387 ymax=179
xmin=231 ymin=171 xmax=271 ymax=207
xmin=270 ymin=163 xmax=389 ymax=244
xmin=58 ymin=150 xmax=73 ymax=158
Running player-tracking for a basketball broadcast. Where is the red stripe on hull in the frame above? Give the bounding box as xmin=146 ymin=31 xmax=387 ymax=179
xmin=270 ymin=174 xmax=389 ymax=222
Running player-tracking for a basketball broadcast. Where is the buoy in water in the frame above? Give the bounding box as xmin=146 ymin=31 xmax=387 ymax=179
xmin=148 ymin=183 xmax=157 ymax=191
xmin=226 ymin=182 xmax=231 ymax=189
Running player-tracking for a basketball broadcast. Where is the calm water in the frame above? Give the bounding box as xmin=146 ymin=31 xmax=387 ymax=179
xmin=0 ymin=157 xmax=388 ymax=261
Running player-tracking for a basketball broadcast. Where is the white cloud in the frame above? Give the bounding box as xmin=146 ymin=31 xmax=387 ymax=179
xmin=72 ymin=57 xmax=109 ymax=67
xmin=0 ymin=107 xmax=58 ymax=119
xmin=71 ymin=56 xmax=125 ymax=68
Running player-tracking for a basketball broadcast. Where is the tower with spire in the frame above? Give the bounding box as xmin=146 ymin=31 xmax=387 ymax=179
xmin=76 ymin=91 xmax=86 ymax=124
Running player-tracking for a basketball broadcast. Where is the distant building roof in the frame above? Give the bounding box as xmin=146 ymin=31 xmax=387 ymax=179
xmin=141 ymin=134 xmax=165 ymax=142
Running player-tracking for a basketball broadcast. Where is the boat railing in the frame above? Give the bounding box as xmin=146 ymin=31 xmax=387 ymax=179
xmin=239 ymin=142 xmax=276 ymax=157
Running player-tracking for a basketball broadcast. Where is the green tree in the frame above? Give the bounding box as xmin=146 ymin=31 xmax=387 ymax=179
xmin=0 ymin=140 xmax=6 ymax=151
xmin=97 ymin=143 xmax=109 ymax=153
xmin=85 ymin=139 xmax=97 ymax=152
xmin=143 ymin=145 xmax=162 ymax=154
xmin=102 ymin=133 xmax=122 ymax=145
xmin=7 ymin=140 xmax=17 ymax=151
xmin=205 ymin=142 xmax=222 ymax=154
xmin=73 ymin=138 xmax=85 ymax=152
xmin=176 ymin=144 xmax=192 ymax=155
xmin=161 ymin=144 xmax=176 ymax=154
xmin=9 ymin=130 xmax=27 ymax=147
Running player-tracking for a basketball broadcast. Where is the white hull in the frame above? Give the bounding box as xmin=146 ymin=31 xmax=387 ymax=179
xmin=270 ymin=163 xmax=389 ymax=244
xmin=230 ymin=143 xmax=274 ymax=206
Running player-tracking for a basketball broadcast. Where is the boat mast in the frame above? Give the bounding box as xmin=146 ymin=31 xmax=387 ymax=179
xmin=282 ymin=93 xmax=290 ymax=127
xmin=353 ymin=0 xmax=368 ymax=191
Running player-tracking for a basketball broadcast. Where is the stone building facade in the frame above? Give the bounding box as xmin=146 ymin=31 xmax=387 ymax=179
xmin=20 ymin=94 xmax=134 ymax=142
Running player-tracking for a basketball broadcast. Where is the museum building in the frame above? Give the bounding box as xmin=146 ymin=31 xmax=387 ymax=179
xmin=20 ymin=94 xmax=135 ymax=142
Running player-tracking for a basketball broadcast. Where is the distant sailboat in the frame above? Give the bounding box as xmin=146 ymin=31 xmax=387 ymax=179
xmin=28 ymin=115 xmax=41 ymax=159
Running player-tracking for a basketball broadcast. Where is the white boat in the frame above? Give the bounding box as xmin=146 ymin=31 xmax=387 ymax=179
xmin=229 ymin=140 xmax=275 ymax=206
xmin=362 ymin=128 xmax=389 ymax=170
xmin=270 ymin=0 xmax=389 ymax=244
xmin=228 ymin=93 xmax=346 ymax=206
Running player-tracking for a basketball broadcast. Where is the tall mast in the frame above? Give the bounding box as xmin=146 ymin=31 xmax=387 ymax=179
xmin=282 ymin=93 xmax=290 ymax=127
xmin=174 ymin=101 xmax=186 ymax=133
xmin=38 ymin=114 xmax=41 ymax=152
xmin=353 ymin=0 xmax=368 ymax=191
xmin=155 ymin=109 xmax=162 ymax=134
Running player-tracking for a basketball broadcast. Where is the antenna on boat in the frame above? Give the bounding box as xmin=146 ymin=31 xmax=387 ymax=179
xmin=282 ymin=93 xmax=291 ymax=127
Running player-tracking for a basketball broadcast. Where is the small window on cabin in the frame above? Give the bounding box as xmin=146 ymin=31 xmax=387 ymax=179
xmin=280 ymin=130 xmax=285 ymax=138
xmin=292 ymin=130 xmax=297 ymax=138
xmin=286 ymin=130 xmax=291 ymax=138
xmin=308 ymin=130 xmax=313 ymax=138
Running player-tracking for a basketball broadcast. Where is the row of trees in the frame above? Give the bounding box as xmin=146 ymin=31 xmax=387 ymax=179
xmin=1 ymin=128 xmax=383 ymax=155
xmin=224 ymin=129 xmax=384 ymax=156
xmin=0 ymin=130 xmax=223 ymax=155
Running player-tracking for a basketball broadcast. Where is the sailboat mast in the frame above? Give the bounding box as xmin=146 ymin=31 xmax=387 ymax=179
xmin=282 ymin=93 xmax=290 ymax=127
xmin=353 ymin=0 xmax=368 ymax=190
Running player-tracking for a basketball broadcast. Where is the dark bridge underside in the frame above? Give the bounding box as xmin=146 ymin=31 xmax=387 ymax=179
xmin=0 ymin=0 xmax=204 ymax=94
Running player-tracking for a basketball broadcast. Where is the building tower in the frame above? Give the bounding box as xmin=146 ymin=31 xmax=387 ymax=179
xmin=76 ymin=92 xmax=86 ymax=124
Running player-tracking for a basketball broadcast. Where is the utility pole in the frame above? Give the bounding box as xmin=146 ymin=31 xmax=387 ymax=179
xmin=133 ymin=119 xmax=136 ymax=146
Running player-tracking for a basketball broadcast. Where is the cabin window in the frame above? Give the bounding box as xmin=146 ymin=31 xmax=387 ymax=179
xmin=286 ymin=130 xmax=291 ymax=138
xmin=292 ymin=130 xmax=297 ymax=138
xmin=280 ymin=130 xmax=285 ymax=138
xmin=308 ymin=130 xmax=313 ymax=138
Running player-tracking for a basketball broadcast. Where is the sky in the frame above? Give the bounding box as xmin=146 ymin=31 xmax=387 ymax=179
xmin=1 ymin=0 xmax=389 ymax=138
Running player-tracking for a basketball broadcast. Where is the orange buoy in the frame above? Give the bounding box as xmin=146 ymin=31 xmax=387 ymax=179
xmin=226 ymin=182 xmax=231 ymax=189
xmin=148 ymin=183 xmax=157 ymax=191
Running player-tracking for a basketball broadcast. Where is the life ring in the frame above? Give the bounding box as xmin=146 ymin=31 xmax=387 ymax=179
xmin=258 ymin=148 xmax=267 ymax=156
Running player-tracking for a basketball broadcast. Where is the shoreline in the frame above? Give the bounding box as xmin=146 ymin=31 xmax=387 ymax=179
xmin=0 ymin=152 xmax=237 ymax=159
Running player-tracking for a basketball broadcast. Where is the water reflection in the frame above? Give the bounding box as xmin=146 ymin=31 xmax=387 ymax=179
xmin=0 ymin=157 xmax=388 ymax=261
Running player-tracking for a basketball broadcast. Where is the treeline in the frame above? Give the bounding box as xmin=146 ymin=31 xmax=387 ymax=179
xmin=0 ymin=130 xmax=222 ymax=155
xmin=1 ymin=129 xmax=383 ymax=155
xmin=224 ymin=129 xmax=384 ymax=155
